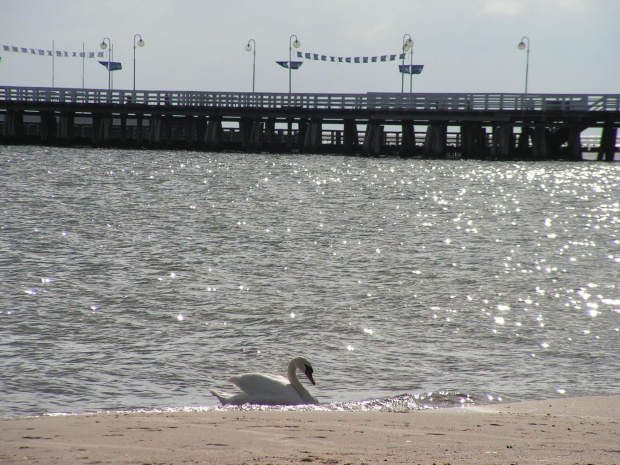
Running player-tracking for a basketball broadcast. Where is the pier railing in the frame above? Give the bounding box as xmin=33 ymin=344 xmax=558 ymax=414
xmin=2 ymin=86 xmax=620 ymax=113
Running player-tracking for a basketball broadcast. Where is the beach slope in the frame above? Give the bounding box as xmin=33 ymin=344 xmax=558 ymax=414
xmin=1 ymin=396 xmax=618 ymax=464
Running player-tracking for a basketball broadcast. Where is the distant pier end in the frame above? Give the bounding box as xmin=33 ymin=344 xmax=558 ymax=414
xmin=1 ymin=86 xmax=619 ymax=161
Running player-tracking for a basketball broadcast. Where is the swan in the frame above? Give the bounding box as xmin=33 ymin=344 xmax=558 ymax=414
xmin=210 ymin=356 xmax=319 ymax=405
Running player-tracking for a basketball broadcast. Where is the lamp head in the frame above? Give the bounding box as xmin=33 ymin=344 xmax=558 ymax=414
xmin=245 ymin=43 xmax=252 ymax=52
xmin=518 ymin=41 xmax=526 ymax=50
xmin=293 ymin=39 xmax=300 ymax=48
xmin=137 ymin=39 xmax=145 ymax=47
xmin=404 ymin=38 xmax=413 ymax=51
xmin=100 ymin=41 xmax=108 ymax=50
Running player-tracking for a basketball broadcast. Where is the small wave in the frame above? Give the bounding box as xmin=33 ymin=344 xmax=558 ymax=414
xmin=47 ymin=391 xmax=481 ymax=417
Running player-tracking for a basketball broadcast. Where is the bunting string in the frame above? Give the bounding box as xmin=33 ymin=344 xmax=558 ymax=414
xmin=2 ymin=45 xmax=105 ymax=58
xmin=296 ymin=51 xmax=407 ymax=63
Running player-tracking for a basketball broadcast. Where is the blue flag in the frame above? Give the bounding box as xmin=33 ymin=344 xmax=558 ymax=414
xmin=276 ymin=61 xmax=303 ymax=69
xmin=99 ymin=61 xmax=122 ymax=71
xmin=399 ymin=64 xmax=424 ymax=74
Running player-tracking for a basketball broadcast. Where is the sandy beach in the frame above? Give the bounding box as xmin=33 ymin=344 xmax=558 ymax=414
xmin=1 ymin=396 xmax=618 ymax=465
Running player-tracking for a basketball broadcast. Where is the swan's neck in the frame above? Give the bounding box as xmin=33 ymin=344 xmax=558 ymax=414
xmin=287 ymin=359 xmax=314 ymax=403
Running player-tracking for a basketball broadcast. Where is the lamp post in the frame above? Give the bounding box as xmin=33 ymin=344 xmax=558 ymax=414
xmin=245 ymin=39 xmax=256 ymax=92
xmin=517 ymin=36 xmax=530 ymax=94
xmin=100 ymin=37 xmax=111 ymax=89
xmin=402 ymin=34 xmax=413 ymax=93
xmin=133 ymin=34 xmax=145 ymax=91
xmin=289 ymin=34 xmax=300 ymax=93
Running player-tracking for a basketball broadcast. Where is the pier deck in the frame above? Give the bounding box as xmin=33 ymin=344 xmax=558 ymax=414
xmin=1 ymin=86 xmax=619 ymax=160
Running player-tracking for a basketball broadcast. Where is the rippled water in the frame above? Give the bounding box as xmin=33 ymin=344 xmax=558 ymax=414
xmin=1 ymin=146 xmax=619 ymax=418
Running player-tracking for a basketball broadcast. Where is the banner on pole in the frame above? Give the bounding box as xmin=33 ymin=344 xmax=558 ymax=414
xmin=99 ymin=61 xmax=122 ymax=71
xmin=276 ymin=61 xmax=303 ymax=69
xmin=296 ymin=50 xmax=406 ymax=64
xmin=3 ymin=44 xmax=104 ymax=58
xmin=399 ymin=64 xmax=424 ymax=74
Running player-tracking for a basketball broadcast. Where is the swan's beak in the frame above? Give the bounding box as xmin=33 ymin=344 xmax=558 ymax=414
xmin=305 ymin=366 xmax=316 ymax=385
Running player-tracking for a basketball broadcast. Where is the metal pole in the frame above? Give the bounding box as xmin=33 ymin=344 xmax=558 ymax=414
xmin=52 ymin=41 xmax=55 ymax=87
xmin=246 ymin=39 xmax=256 ymax=92
xmin=252 ymin=43 xmax=256 ymax=93
xmin=133 ymin=40 xmax=137 ymax=91
xmin=100 ymin=37 xmax=111 ymax=90
xmin=518 ymin=36 xmax=530 ymax=94
xmin=289 ymin=34 xmax=299 ymax=94
xmin=133 ymin=34 xmax=144 ymax=91
xmin=401 ymin=34 xmax=412 ymax=93
xmin=82 ymin=42 xmax=85 ymax=89
xmin=525 ymin=41 xmax=530 ymax=94
xmin=289 ymin=36 xmax=293 ymax=93
xmin=409 ymin=47 xmax=413 ymax=93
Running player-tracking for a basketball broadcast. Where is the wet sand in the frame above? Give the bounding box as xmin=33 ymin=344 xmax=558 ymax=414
xmin=1 ymin=396 xmax=618 ymax=464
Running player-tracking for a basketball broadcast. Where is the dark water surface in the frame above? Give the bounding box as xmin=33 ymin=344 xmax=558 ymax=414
xmin=1 ymin=146 xmax=618 ymax=417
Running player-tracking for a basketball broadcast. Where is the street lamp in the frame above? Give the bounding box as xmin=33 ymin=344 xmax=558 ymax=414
xmin=100 ymin=37 xmax=112 ymax=89
xmin=402 ymin=34 xmax=413 ymax=93
xmin=517 ymin=36 xmax=530 ymax=94
xmin=245 ymin=39 xmax=256 ymax=92
xmin=133 ymin=34 xmax=145 ymax=91
xmin=289 ymin=34 xmax=300 ymax=93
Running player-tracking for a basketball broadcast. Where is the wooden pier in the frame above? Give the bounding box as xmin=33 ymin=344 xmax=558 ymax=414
xmin=1 ymin=86 xmax=619 ymax=160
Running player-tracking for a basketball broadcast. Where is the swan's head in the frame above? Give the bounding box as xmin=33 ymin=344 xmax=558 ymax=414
xmin=294 ymin=356 xmax=316 ymax=385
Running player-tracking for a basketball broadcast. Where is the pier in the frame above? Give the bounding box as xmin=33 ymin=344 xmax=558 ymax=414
xmin=1 ymin=86 xmax=619 ymax=160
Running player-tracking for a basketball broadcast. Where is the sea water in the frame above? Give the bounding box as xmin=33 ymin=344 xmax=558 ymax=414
xmin=1 ymin=146 xmax=618 ymax=418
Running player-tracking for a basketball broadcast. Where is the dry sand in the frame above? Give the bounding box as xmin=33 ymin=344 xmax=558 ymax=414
xmin=1 ymin=396 xmax=619 ymax=464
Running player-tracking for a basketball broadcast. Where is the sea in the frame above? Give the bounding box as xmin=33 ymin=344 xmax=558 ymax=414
xmin=1 ymin=145 xmax=619 ymax=418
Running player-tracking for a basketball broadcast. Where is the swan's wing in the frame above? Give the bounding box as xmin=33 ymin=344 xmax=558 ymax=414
xmin=227 ymin=373 xmax=305 ymax=405
xmin=227 ymin=373 xmax=288 ymax=395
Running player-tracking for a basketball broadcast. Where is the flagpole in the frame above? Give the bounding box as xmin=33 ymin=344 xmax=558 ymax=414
xmin=52 ymin=41 xmax=55 ymax=87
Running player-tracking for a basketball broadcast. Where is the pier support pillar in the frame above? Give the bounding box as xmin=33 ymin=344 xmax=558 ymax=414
xmin=3 ymin=110 xmax=24 ymax=142
xmin=424 ymin=122 xmax=447 ymax=158
xmin=304 ymin=118 xmax=322 ymax=152
xmin=491 ymin=123 xmax=514 ymax=160
xmin=566 ymin=125 xmax=583 ymax=161
xmin=251 ymin=119 xmax=263 ymax=151
xmin=136 ymin=114 xmax=144 ymax=147
xmin=517 ymin=127 xmax=534 ymax=159
xmin=148 ymin=115 xmax=162 ymax=147
xmin=196 ymin=116 xmax=207 ymax=149
xmin=597 ymin=123 xmax=617 ymax=162
xmin=400 ymin=121 xmax=415 ymax=158
xmin=264 ymin=118 xmax=276 ymax=150
xmin=39 ymin=111 xmax=57 ymax=144
xmin=460 ymin=123 xmax=484 ymax=159
xmin=239 ymin=117 xmax=252 ymax=150
xmin=343 ymin=120 xmax=359 ymax=154
xmin=92 ymin=114 xmax=112 ymax=146
xmin=532 ymin=127 xmax=549 ymax=160
xmin=119 ymin=113 xmax=127 ymax=144
xmin=363 ymin=121 xmax=383 ymax=156
xmin=286 ymin=118 xmax=296 ymax=152
xmin=205 ymin=117 xmax=222 ymax=150
xmin=184 ymin=115 xmax=195 ymax=148
xmin=163 ymin=115 xmax=173 ymax=146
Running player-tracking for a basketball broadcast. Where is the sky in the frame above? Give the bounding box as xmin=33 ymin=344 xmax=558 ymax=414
xmin=1 ymin=0 xmax=619 ymax=95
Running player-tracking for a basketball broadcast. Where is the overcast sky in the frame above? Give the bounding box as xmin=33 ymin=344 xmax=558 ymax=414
xmin=1 ymin=0 xmax=619 ymax=95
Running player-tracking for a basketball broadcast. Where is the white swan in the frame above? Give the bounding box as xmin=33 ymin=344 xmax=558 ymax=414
xmin=210 ymin=356 xmax=319 ymax=405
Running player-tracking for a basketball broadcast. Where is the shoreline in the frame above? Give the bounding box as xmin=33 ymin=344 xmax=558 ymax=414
xmin=1 ymin=396 xmax=619 ymax=464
